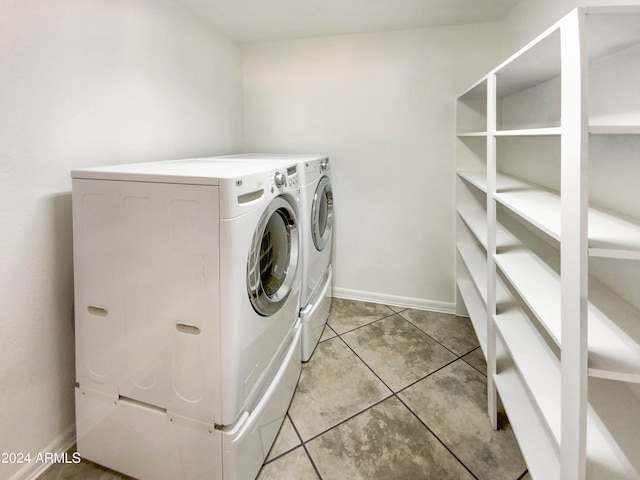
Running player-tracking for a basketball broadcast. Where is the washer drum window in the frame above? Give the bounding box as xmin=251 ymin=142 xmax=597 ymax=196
xmin=247 ymin=197 xmax=299 ymax=316
xmin=312 ymin=176 xmax=333 ymax=251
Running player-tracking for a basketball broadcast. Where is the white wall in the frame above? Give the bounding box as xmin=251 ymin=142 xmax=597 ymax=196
xmin=243 ymin=24 xmax=507 ymax=310
xmin=503 ymin=0 xmax=640 ymax=55
xmin=0 ymin=1 xmax=241 ymax=478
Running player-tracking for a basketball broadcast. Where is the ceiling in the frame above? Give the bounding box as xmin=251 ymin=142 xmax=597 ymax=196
xmin=175 ymin=0 xmax=521 ymax=43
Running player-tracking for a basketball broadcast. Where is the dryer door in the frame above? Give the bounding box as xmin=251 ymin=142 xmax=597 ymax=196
xmin=312 ymin=176 xmax=333 ymax=251
xmin=247 ymin=196 xmax=299 ymax=316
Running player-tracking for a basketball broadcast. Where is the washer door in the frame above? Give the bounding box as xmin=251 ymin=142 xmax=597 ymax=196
xmin=312 ymin=176 xmax=333 ymax=251
xmin=247 ymin=196 xmax=299 ymax=317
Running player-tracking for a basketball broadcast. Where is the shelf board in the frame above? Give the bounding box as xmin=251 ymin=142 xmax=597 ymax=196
xmin=458 ymin=205 xmax=521 ymax=252
xmin=494 ymin=127 xmax=562 ymax=137
xmin=495 ymin=368 xmax=640 ymax=480
xmin=456 ymin=279 xmax=488 ymax=358
xmin=589 ymin=248 xmax=640 ymax=261
xmin=457 ymin=170 xmax=488 ymax=193
xmin=495 ymin=307 xmax=561 ymax=443
xmin=494 ymin=367 xmax=561 ymax=480
xmin=494 ymin=247 xmax=561 ymax=345
xmin=494 ymin=245 xmax=640 ymax=382
xmin=588 ymin=277 xmax=640 ymax=383
xmin=457 ymin=206 xmax=487 ymax=249
xmin=457 ymin=243 xmax=487 ymax=304
xmin=589 ymin=125 xmax=640 ymax=135
xmin=587 ymin=377 xmax=640 ymax=478
xmin=490 ymin=172 xmax=640 ymax=255
xmin=494 ymin=189 xmax=562 ymax=242
xmin=457 ymin=131 xmax=488 ymax=137
xmin=457 ymin=170 xmax=536 ymax=195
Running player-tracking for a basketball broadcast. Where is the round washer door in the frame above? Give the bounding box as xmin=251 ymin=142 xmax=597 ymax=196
xmin=312 ymin=176 xmax=333 ymax=251
xmin=247 ymin=196 xmax=299 ymax=317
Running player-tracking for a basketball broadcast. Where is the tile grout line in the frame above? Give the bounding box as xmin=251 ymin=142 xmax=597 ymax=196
xmin=334 ymin=322 xmax=481 ymax=479
xmin=396 ymin=310 xmax=482 ymax=361
xmin=265 ymin=304 xmax=491 ymax=478
xmin=394 ymin=393 xmax=481 ymax=480
xmin=326 ymin=306 xmax=399 ymax=336
xmin=334 ymin=311 xmax=493 ymax=479
xmin=287 ymin=415 xmax=324 ymax=480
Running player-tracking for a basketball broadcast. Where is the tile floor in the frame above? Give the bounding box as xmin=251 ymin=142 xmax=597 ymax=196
xmin=39 ymin=299 xmax=530 ymax=480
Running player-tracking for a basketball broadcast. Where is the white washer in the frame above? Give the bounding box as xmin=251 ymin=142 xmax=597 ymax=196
xmin=71 ymin=157 xmax=302 ymax=480
xmin=217 ymin=154 xmax=333 ymax=361
xmin=297 ymin=157 xmax=333 ymax=361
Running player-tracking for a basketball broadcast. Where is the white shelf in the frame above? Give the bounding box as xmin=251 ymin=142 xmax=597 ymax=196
xmin=491 ymin=173 xmax=640 ymax=256
xmin=457 ymin=170 xmax=487 ymax=193
xmin=458 ymin=205 xmax=521 ymax=253
xmin=587 ymin=377 xmax=640 ymax=478
xmin=457 ymin=131 xmax=487 ymax=137
xmin=456 ymin=279 xmax=488 ymax=357
xmin=457 ymin=239 xmax=514 ymax=308
xmin=494 ymin=127 xmax=562 ymax=137
xmin=457 ymin=7 xmax=640 ymax=479
xmin=494 ymin=189 xmax=562 ymax=242
xmin=457 ymin=206 xmax=487 ymax=249
xmin=494 ymin=367 xmax=561 ymax=480
xmin=494 ymin=247 xmax=561 ymax=345
xmin=495 ymin=245 xmax=640 ymax=382
xmin=588 ymin=279 xmax=640 ymax=383
xmin=461 ymin=170 xmax=640 ymax=257
xmin=495 ymin=307 xmax=561 ymax=443
xmin=589 ymin=125 xmax=640 ymax=135
xmin=495 ymin=351 xmax=640 ymax=480
xmin=456 ymin=242 xmax=487 ymax=304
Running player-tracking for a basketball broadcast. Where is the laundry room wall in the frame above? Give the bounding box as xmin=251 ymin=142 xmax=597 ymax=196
xmin=502 ymin=0 xmax=640 ymax=54
xmin=242 ymin=24 xmax=507 ymax=310
xmin=0 ymin=1 xmax=241 ymax=478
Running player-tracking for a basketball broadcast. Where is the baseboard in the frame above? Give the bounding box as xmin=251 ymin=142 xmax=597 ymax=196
xmin=332 ymin=287 xmax=455 ymax=314
xmin=9 ymin=425 xmax=76 ymax=480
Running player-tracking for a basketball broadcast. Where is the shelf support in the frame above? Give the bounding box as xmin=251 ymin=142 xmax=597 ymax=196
xmin=486 ymin=72 xmax=498 ymax=430
xmin=560 ymin=9 xmax=589 ymax=480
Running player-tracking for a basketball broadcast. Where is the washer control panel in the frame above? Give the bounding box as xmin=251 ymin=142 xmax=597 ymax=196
xmin=273 ymin=165 xmax=298 ymax=190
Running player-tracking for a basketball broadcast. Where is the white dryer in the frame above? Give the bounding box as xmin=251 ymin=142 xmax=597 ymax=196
xmin=71 ymin=157 xmax=302 ymax=480
xmin=297 ymin=157 xmax=334 ymax=361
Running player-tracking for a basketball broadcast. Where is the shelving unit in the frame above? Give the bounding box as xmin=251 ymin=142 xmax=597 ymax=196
xmin=454 ymin=6 xmax=640 ymax=480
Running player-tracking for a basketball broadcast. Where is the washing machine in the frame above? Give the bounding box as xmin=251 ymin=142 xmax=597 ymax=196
xmin=297 ymin=157 xmax=334 ymax=361
xmin=71 ymin=156 xmax=303 ymax=480
xmin=216 ymin=154 xmax=333 ymax=361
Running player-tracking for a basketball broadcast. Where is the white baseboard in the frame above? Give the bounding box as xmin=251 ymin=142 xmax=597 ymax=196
xmin=332 ymin=287 xmax=455 ymax=314
xmin=9 ymin=425 xmax=76 ymax=480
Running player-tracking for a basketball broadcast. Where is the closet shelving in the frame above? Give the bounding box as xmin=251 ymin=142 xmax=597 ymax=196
xmin=455 ymin=6 xmax=640 ymax=480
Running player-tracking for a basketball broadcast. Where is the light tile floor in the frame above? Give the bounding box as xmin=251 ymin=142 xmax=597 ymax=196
xmin=39 ymin=299 xmax=530 ymax=480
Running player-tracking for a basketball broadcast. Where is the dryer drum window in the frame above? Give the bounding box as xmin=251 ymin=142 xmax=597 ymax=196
xmin=247 ymin=197 xmax=299 ymax=317
xmin=312 ymin=176 xmax=333 ymax=251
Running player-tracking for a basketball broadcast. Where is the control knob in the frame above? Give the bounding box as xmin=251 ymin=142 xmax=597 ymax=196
xmin=274 ymin=171 xmax=287 ymax=188
xmin=320 ymin=159 xmax=329 ymax=172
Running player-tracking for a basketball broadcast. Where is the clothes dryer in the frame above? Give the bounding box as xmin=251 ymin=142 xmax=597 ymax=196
xmin=297 ymin=157 xmax=333 ymax=361
xmin=71 ymin=157 xmax=302 ymax=480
